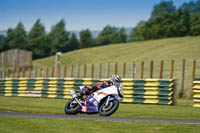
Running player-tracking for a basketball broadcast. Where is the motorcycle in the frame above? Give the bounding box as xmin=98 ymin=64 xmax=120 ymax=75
xmin=64 ymin=84 xmax=123 ymax=116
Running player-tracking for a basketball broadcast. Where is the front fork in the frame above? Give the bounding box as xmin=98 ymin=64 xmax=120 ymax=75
xmin=105 ymin=96 xmax=110 ymax=106
xmin=74 ymin=98 xmax=82 ymax=106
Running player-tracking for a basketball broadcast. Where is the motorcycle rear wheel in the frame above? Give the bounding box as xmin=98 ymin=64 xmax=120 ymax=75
xmin=64 ymin=99 xmax=80 ymax=115
xmin=99 ymin=99 xmax=119 ymax=116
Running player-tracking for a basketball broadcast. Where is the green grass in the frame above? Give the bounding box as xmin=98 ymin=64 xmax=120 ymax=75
xmin=1 ymin=96 xmax=200 ymax=133
xmin=1 ymin=96 xmax=200 ymax=120
xmin=1 ymin=117 xmax=200 ymax=133
xmin=33 ymin=36 xmax=200 ymax=67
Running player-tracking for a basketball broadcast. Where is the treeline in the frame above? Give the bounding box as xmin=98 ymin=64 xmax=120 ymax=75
xmin=130 ymin=0 xmax=200 ymax=41
xmin=1 ymin=0 xmax=200 ymax=59
xmin=0 ymin=20 xmax=127 ymax=59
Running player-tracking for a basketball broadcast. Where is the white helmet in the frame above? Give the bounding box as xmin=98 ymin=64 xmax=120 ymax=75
xmin=111 ymin=75 xmax=121 ymax=83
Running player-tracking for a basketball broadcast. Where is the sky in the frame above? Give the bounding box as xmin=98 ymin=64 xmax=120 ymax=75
xmin=0 ymin=0 xmax=193 ymax=32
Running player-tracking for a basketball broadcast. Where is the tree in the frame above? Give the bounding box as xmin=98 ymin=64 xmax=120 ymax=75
xmin=179 ymin=0 xmax=200 ymax=14
xmin=129 ymin=21 xmax=146 ymax=41
xmin=28 ymin=19 xmax=49 ymax=59
xmin=97 ymin=25 xmax=112 ymax=46
xmin=0 ymin=35 xmax=4 ymax=43
xmin=118 ymin=27 xmax=127 ymax=43
xmin=68 ymin=33 xmax=79 ymax=51
xmin=173 ymin=9 xmax=190 ymax=37
xmin=0 ymin=34 xmax=5 ymax=51
xmin=79 ymin=29 xmax=93 ymax=48
xmin=1 ymin=23 xmax=28 ymax=50
xmin=190 ymin=14 xmax=200 ymax=35
xmin=0 ymin=28 xmax=14 ymax=51
xmin=7 ymin=22 xmax=28 ymax=49
xmin=151 ymin=1 xmax=176 ymax=18
xmin=129 ymin=9 xmax=190 ymax=41
xmin=48 ymin=19 xmax=70 ymax=55
xmin=97 ymin=25 xmax=119 ymax=45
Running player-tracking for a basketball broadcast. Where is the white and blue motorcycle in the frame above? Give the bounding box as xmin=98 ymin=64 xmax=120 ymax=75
xmin=64 ymin=84 xmax=123 ymax=116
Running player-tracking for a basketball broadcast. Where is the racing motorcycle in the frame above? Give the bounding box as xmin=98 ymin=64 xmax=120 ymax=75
xmin=64 ymin=84 xmax=123 ymax=116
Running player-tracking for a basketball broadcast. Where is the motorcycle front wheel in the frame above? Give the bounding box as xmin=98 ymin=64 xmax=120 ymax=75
xmin=64 ymin=99 xmax=80 ymax=115
xmin=99 ymin=99 xmax=119 ymax=116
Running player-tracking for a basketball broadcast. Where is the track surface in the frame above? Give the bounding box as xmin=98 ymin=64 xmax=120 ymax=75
xmin=1 ymin=110 xmax=200 ymax=124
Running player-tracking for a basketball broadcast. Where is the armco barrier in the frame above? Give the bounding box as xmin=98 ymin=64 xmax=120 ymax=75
xmin=193 ymin=78 xmax=200 ymax=107
xmin=0 ymin=78 xmax=175 ymax=105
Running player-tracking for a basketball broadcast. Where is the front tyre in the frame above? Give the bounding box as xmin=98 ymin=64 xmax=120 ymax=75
xmin=64 ymin=99 xmax=80 ymax=115
xmin=99 ymin=99 xmax=119 ymax=116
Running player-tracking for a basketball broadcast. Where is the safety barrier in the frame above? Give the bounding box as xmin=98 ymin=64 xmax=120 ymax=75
xmin=193 ymin=78 xmax=200 ymax=107
xmin=122 ymin=79 xmax=175 ymax=105
xmin=0 ymin=78 xmax=175 ymax=105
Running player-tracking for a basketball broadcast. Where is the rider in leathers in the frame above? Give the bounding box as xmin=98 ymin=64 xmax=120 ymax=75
xmin=82 ymin=75 xmax=121 ymax=96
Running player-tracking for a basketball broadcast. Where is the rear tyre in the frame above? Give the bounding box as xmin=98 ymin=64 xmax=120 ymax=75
xmin=99 ymin=99 xmax=119 ymax=116
xmin=64 ymin=99 xmax=80 ymax=115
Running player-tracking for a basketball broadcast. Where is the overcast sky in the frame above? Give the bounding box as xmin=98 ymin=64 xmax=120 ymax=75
xmin=0 ymin=0 xmax=193 ymax=31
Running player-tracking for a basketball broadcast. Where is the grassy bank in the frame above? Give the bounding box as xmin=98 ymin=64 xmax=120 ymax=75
xmin=33 ymin=36 xmax=200 ymax=67
xmin=0 ymin=96 xmax=200 ymax=120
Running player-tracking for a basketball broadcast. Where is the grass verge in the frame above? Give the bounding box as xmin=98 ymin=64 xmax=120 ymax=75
xmin=1 ymin=117 xmax=200 ymax=133
xmin=0 ymin=96 xmax=200 ymax=120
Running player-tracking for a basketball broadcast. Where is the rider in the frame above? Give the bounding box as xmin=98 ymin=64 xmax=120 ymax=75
xmin=83 ymin=74 xmax=121 ymax=95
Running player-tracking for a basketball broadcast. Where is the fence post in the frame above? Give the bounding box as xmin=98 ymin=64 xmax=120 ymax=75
xmin=28 ymin=51 xmax=32 ymax=68
xmin=192 ymin=59 xmax=196 ymax=87
xmin=83 ymin=64 xmax=87 ymax=78
xmin=160 ymin=60 xmax=164 ymax=79
xmin=28 ymin=66 xmax=32 ymax=77
xmin=13 ymin=68 xmax=16 ymax=78
xmin=180 ymin=59 xmax=186 ymax=97
xmin=77 ymin=64 xmax=80 ymax=78
xmin=5 ymin=69 xmax=7 ymax=78
xmin=17 ymin=67 xmax=20 ymax=78
xmin=71 ymin=64 xmax=74 ymax=77
xmin=57 ymin=65 xmax=60 ymax=77
xmin=22 ymin=67 xmax=25 ymax=77
xmin=150 ymin=61 xmax=153 ymax=78
xmin=91 ymin=64 xmax=94 ymax=78
xmin=191 ymin=59 xmax=196 ymax=97
xmin=2 ymin=69 xmax=5 ymax=78
xmin=34 ymin=67 xmax=37 ymax=78
xmin=51 ymin=67 xmax=54 ymax=77
xmin=40 ymin=68 xmax=43 ymax=77
xmin=107 ymin=62 xmax=110 ymax=78
xmin=64 ymin=64 xmax=67 ymax=77
xmin=132 ymin=62 xmax=136 ymax=78
xmin=141 ymin=61 xmax=144 ymax=78
xmin=123 ymin=62 xmax=126 ymax=78
xmin=46 ymin=68 xmax=49 ymax=77
xmin=99 ymin=64 xmax=102 ymax=78
xmin=7 ymin=69 xmax=9 ymax=78
xmin=115 ymin=62 xmax=118 ymax=75
xmin=170 ymin=60 xmax=174 ymax=79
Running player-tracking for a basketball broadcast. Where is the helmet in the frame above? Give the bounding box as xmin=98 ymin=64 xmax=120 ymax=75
xmin=111 ymin=75 xmax=121 ymax=83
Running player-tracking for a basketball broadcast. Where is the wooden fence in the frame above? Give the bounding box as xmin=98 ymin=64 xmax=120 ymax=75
xmin=0 ymin=59 xmax=199 ymax=98
xmin=0 ymin=49 xmax=32 ymax=67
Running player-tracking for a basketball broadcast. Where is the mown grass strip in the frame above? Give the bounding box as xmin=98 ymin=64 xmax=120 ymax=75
xmin=0 ymin=96 xmax=200 ymax=120
xmin=1 ymin=117 xmax=200 ymax=133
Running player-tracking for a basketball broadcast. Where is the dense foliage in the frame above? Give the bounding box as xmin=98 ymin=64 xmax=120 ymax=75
xmin=1 ymin=0 xmax=200 ymax=59
xmin=0 ymin=21 xmax=127 ymax=59
xmin=130 ymin=0 xmax=200 ymax=41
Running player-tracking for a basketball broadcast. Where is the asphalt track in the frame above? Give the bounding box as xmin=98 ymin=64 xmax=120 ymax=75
xmin=1 ymin=110 xmax=200 ymax=124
